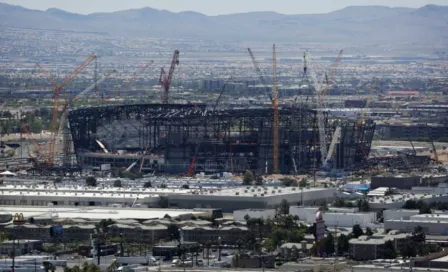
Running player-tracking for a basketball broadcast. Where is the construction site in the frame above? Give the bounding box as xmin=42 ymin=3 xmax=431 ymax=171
xmin=6 ymin=46 xmax=444 ymax=176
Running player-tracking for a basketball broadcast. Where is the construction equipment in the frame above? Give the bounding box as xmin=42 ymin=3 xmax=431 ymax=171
xmin=272 ymin=44 xmax=279 ymax=173
xmin=247 ymin=48 xmax=273 ymax=102
xmin=324 ymin=126 xmax=342 ymax=167
xmin=187 ymin=81 xmax=230 ymax=176
xmin=57 ymin=69 xmax=117 ymax=137
xmin=304 ymin=51 xmax=328 ymax=166
xmin=305 ymin=50 xmax=344 ymax=167
xmin=160 ymin=50 xmax=180 ymax=104
xmin=38 ymin=54 xmax=97 ymax=166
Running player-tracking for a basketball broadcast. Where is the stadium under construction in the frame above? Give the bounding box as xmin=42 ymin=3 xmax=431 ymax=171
xmin=68 ymin=103 xmax=375 ymax=174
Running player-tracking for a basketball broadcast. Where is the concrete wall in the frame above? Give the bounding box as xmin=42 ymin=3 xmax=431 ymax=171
xmin=233 ymin=209 xmax=276 ymax=221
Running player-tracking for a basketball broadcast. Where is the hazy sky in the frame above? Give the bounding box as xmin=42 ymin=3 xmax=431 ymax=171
xmin=2 ymin=0 xmax=447 ymax=15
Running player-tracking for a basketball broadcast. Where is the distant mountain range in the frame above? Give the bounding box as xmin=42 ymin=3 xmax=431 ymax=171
xmin=1 ymin=3 xmax=447 ymax=43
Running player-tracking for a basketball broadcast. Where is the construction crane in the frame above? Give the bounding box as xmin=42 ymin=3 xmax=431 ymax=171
xmin=160 ymin=50 xmax=180 ymax=104
xmin=305 ymin=50 xmax=344 ymax=167
xmin=304 ymin=51 xmax=328 ymax=166
xmin=57 ymin=69 xmax=117 ymax=139
xmin=247 ymin=48 xmax=273 ymax=102
xmin=272 ymin=44 xmax=279 ymax=173
xmin=38 ymin=54 xmax=97 ymax=166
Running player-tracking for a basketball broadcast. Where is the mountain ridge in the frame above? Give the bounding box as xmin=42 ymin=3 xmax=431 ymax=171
xmin=0 ymin=2 xmax=447 ymax=43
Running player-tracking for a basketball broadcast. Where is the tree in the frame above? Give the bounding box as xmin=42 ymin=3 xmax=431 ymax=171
xmin=400 ymin=242 xmax=417 ymax=259
xmin=383 ymin=240 xmax=397 ymax=259
xmin=243 ymin=170 xmax=254 ymax=185
xmin=299 ymin=178 xmax=308 ymax=188
xmin=113 ymin=180 xmax=122 ymax=188
xmin=85 ymin=176 xmax=97 ymax=187
xmin=160 ymin=183 xmax=167 ymax=189
xmin=365 ymin=227 xmax=374 ymax=236
xmin=143 ymin=181 xmax=152 ymax=188
xmin=352 ymin=224 xmax=364 ymax=238
xmin=255 ymin=176 xmax=264 ymax=186
xmin=97 ymin=219 xmax=115 ymax=231
xmin=337 ymin=234 xmax=350 ymax=254
xmin=419 ymin=203 xmax=432 ymax=214
xmin=412 ymin=225 xmax=426 ymax=243
xmin=357 ymin=199 xmax=370 ymax=212
xmin=278 ymin=199 xmax=290 ymax=215
xmin=324 ymin=232 xmax=335 ymax=255
xmin=402 ymin=199 xmax=417 ymax=209
xmin=280 ymin=177 xmax=297 ymax=187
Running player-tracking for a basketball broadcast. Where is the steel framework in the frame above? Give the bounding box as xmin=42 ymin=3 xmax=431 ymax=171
xmin=68 ymin=104 xmax=375 ymax=174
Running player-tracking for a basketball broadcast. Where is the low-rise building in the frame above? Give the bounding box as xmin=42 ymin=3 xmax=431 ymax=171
xmin=0 ymin=240 xmax=42 ymax=256
xmin=233 ymin=209 xmax=276 ymax=221
xmin=108 ymin=223 xmax=168 ymax=243
xmin=290 ymin=206 xmax=376 ymax=228
xmin=181 ymin=226 xmax=248 ymax=245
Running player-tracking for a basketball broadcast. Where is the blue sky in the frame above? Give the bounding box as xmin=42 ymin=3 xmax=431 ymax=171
xmin=1 ymin=0 xmax=447 ymax=15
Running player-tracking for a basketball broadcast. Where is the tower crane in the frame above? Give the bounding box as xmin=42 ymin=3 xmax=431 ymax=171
xmin=160 ymin=50 xmax=180 ymax=104
xmin=38 ymin=54 xmax=97 ymax=166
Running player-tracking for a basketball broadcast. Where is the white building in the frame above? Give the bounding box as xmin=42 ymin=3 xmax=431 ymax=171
xmin=233 ymin=209 xmax=276 ymax=221
xmin=384 ymin=219 xmax=448 ymax=235
xmin=383 ymin=209 xmax=420 ymax=221
xmin=290 ymin=206 xmax=376 ymax=228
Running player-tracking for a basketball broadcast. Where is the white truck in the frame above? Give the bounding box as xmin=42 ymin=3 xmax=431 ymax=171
xmin=116 ymin=256 xmax=158 ymax=266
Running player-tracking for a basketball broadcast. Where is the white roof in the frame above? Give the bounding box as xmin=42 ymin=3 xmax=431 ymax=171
xmin=0 ymin=171 xmax=16 ymax=176
xmin=0 ymin=206 xmax=205 ymax=221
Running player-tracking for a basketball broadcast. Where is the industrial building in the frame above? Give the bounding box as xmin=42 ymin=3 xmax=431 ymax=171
xmin=368 ymin=192 xmax=448 ymax=210
xmin=68 ymin=103 xmax=375 ymax=174
xmin=290 ymin=206 xmax=377 ymax=228
xmin=233 ymin=209 xmax=276 ymax=221
xmin=0 ymin=184 xmax=336 ymax=212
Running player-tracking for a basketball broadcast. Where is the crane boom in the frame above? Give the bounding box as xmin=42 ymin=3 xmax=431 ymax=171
xmin=161 ymin=50 xmax=180 ymax=104
xmin=57 ymin=69 xmax=117 ymax=137
xmin=272 ymin=44 xmax=279 ymax=173
xmin=305 ymin=51 xmax=328 ymax=166
xmin=247 ymin=48 xmax=273 ymax=102
xmin=47 ymin=54 xmax=97 ymax=166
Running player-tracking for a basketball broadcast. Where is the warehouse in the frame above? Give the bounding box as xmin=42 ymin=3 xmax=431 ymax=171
xmin=0 ymin=184 xmax=336 ymax=212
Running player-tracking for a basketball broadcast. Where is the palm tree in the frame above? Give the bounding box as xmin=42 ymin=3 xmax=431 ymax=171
xmin=106 ymin=260 xmax=120 ymax=272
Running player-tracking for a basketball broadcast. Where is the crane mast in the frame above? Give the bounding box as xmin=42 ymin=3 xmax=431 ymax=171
xmin=272 ymin=44 xmax=279 ymax=173
xmin=160 ymin=50 xmax=180 ymax=104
